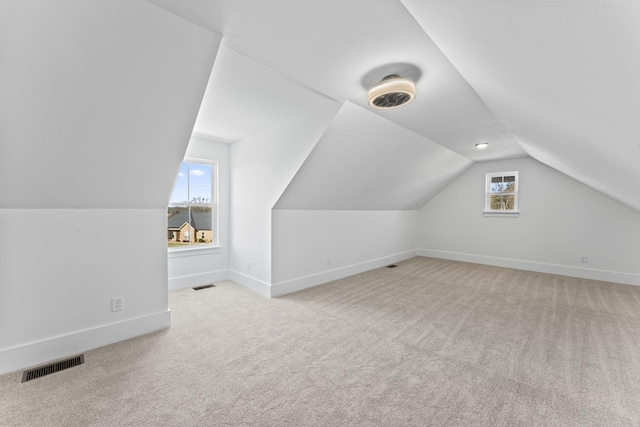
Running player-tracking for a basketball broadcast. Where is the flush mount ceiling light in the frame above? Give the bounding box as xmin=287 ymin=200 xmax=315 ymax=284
xmin=368 ymin=75 xmax=416 ymax=109
xmin=475 ymin=143 xmax=489 ymax=149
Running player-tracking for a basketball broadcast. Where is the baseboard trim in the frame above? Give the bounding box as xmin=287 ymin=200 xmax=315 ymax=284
xmin=271 ymin=249 xmax=419 ymax=297
xmin=418 ymin=249 xmax=640 ymax=286
xmin=228 ymin=270 xmax=272 ymax=298
xmin=0 ymin=310 xmax=171 ymax=376
xmin=168 ymin=270 xmax=230 ymax=291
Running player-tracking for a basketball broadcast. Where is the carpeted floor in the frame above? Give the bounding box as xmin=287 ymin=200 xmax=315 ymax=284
xmin=2 ymin=256 xmax=640 ymax=426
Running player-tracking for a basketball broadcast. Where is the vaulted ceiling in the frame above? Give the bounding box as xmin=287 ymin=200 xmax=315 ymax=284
xmin=148 ymin=0 xmax=640 ymax=213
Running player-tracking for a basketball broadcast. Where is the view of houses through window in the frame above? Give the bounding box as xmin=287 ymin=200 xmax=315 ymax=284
xmin=168 ymin=161 xmax=215 ymax=248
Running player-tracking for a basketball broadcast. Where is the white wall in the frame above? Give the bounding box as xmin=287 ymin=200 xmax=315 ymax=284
xmin=418 ymin=157 xmax=640 ymax=285
xmin=0 ymin=0 xmax=220 ymax=374
xmin=0 ymin=209 xmax=170 ymax=373
xmin=229 ymin=104 xmax=341 ymax=296
xmin=271 ymin=210 xmax=418 ymax=296
xmin=168 ymin=135 xmax=230 ymax=290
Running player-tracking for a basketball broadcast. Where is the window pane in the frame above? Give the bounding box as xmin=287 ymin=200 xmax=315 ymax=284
xmin=491 ymin=176 xmax=503 ymax=183
xmin=188 ymin=163 xmax=212 ymax=205
xmin=191 ymin=206 xmax=213 ymax=245
xmin=167 ymin=206 xmax=190 ymax=248
xmin=490 ymin=195 xmax=502 ymax=210
xmin=490 ymin=182 xmax=506 ymax=193
xmin=503 ymin=195 xmax=515 ymax=210
xmin=504 ymin=181 xmax=516 ymax=192
xmin=503 ymin=175 xmax=515 ymax=182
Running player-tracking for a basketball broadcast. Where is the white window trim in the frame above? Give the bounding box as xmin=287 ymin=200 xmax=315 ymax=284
xmin=168 ymin=245 xmax=221 ymax=259
xmin=168 ymin=158 xmax=219 ymax=252
xmin=484 ymin=171 xmax=519 ymax=217
xmin=483 ymin=211 xmax=520 ymax=218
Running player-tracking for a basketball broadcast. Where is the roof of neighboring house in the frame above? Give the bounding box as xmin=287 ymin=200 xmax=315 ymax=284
xmin=167 ymin=210 xmax=212 ymax=231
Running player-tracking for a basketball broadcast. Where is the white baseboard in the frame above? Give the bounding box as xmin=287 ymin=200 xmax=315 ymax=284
xmin=418 ymin=249 xmax=640 ymax=287
xmin=168 ymin=270 xmax=229 ymax=291
xmin=271 ymin=249 xmax=419 ymax=297
xmin=228 ymin=270 xmax=272 ymax=298
xmin=0 ymin=310 xmax=171 ymax=376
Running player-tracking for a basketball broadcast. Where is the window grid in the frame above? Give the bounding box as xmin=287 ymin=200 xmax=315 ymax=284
xmin=485 ymin=171 xmax=519 ymax=212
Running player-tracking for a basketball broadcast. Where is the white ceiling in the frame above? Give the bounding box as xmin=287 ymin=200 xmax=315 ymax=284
xmin=147 ymin=0 xmax=640 ymax=213
xmin=402 ymin=0 xmax=640 ymax=212
xmin=148 ymin=0 xmax=524 ymax=162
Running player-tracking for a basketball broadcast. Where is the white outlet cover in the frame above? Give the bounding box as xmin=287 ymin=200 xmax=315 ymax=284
xmin=111 ymin=297 xmax=123 ymax=312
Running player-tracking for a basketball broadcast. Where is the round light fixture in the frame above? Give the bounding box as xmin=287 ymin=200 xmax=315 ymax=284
xmin=368 ymin=75 xmax=416 ymax=109
xmin=475 ymin=143 xmax=489 ymax=149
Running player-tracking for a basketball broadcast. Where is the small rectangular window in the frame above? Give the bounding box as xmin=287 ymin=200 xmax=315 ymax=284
xmin=485 ymin=171 xmax=518 ymax=213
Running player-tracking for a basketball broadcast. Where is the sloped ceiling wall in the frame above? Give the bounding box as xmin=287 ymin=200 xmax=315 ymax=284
xmin=402 ymin=0 xmax=640 ymax=213
xmin=145 ymin=0 xmax=638 ymax=214
xmin=193 ymin=46 xmax=337 ymax=142
xmin=0 ymin=0 xmax=221 ymax=209
xmin=274 ymin=102 xmax=472 ymax=210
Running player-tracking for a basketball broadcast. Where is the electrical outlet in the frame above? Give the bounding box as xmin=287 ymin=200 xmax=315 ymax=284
xmin=111 ymin=297 xmax=124 ymax=312
xmin=580 ymin=255 xmax=588 ymax=264
xmin=247 ymin=261 xmax=251 ymax=271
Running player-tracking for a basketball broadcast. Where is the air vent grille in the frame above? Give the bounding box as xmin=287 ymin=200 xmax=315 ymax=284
xmin=22 ymin=354 xmax=84 ymax=383
xmin=193 ymin=284 xmax=215 ymax=291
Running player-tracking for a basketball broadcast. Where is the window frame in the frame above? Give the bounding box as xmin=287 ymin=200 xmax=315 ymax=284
xmin=167 ymin=158 xmax=219 ymax=252
xmin=484 ymin=171 xmax=519 ymax=217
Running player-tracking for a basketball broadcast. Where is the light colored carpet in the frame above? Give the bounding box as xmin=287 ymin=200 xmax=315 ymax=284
xmin=2 ymin=256 xmax=640 ymax=426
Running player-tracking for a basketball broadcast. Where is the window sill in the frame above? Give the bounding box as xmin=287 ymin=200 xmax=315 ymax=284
xmin=483 ymin=211 xmax=519 ymax=218
xmin=168 ymin=245 xmax=221 ymax=259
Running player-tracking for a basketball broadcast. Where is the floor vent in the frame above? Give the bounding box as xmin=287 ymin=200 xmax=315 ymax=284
xmin=387 ymin=264 xmax=398 ymax=269
xmin=193 ymin=284 xmax=215 ymax=291
xmin=22 ymin=354 xmax=84 ymax=383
